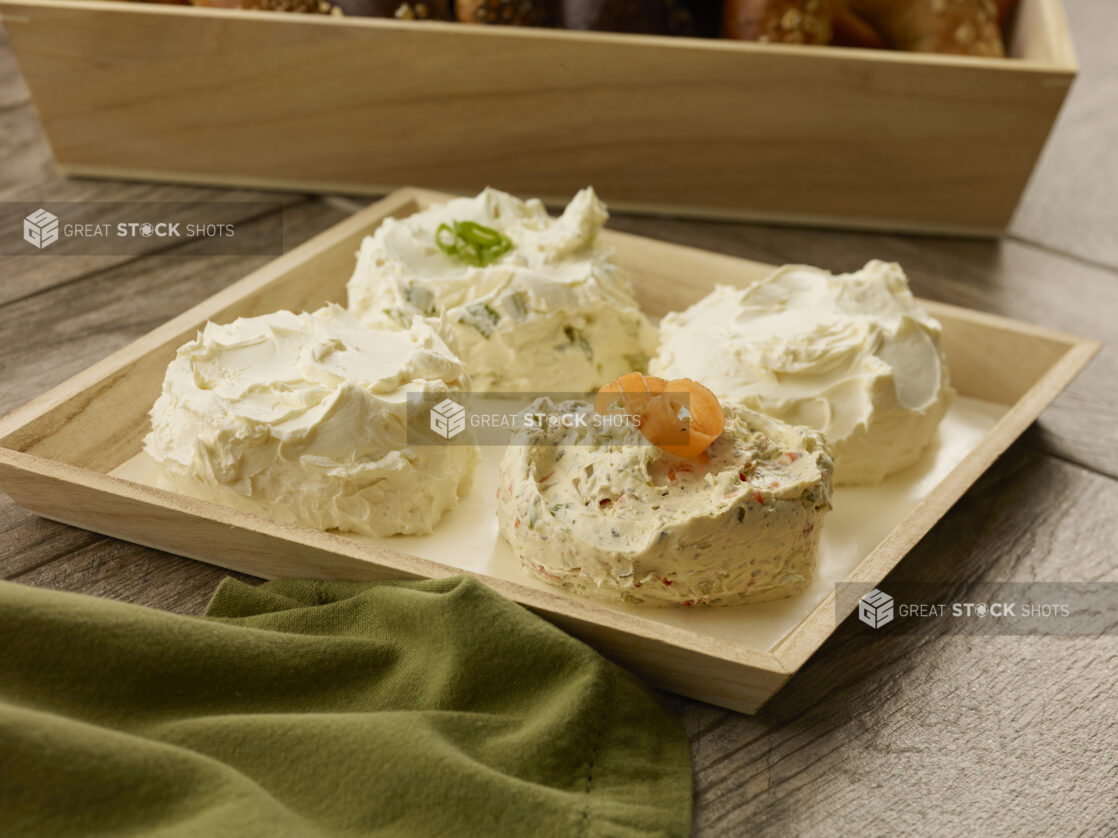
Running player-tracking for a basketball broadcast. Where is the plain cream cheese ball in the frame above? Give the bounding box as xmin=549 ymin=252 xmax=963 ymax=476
xmin=144 ymin=304 xmax=478 ymax=536
xmin=346 ymin=186 xmax=657 ymax=392
xmin=652 ymin=261 xmax=954 ymax=484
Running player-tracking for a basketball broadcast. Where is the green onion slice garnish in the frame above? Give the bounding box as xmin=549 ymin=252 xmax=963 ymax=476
xmin=435 ymin=220 xmax=513 ymax=267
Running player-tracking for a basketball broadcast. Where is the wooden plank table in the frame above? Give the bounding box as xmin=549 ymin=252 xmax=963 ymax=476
xmin=1 ymin=1 xmax=1115 ymax=833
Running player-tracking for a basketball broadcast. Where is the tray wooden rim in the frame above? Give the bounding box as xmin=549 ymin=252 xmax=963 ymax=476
xmin=0 ymin=187 xmax=1100 ymax=712
xmin=0 ymin=0 xmax=1078 ymax=74
xmin=0 ymin=0 xmax=1078 ymax=237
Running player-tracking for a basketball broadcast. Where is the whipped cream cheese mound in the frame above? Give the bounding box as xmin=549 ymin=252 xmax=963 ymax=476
xmin=652 ymin=261 xmax=954 ymax=484
xmin=346 ymin=187 xmax=657 ymax=392
xmin=144 ymin=304 xmax=479 ymax=536
xmin=497 ymin=399 xmax=833 ymax=607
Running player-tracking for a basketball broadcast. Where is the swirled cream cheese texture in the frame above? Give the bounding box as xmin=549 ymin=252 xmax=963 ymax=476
xmin=652 ymin=261 xmax=954 ymax=484
xmin=346 ymin=187 xmax=657 ymax=392
xmin=498 ymin=399 xmax=833 ymax=607
xmin=144 ymin=305 xmax=478 ymax=536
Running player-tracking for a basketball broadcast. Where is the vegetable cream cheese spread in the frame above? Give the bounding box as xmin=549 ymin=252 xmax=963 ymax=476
xmin=145 ymin=304 xmax=478 ymax=536
xmin=497 ymin=399 xmax=833 ymax=607
xmin=652 ymin=261 xmax=954 ymax=484
xmin=346 ymin=187 xmax=657 ymax=392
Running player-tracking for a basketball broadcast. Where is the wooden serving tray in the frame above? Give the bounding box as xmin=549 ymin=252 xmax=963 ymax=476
xmin=0 ymin=0 xmax=1075 ymax=235
xmin=0 ymin=189 xmax=1098 ymax=713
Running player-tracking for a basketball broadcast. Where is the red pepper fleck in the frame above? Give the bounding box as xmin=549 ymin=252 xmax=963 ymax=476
xmin=539 ymin=472 xmax=553 ymax=482
xmin=662 ymin=578 xmax=673 ymax=586
xmin=803 ymin=523 xmax=814 ymax=534
xmin=514 ymin=516 xmax=521 ymax=528
xmin=754 ymin=491 xmax=765 ymax=505
xmin=668 ymin=463 xmax=693 ymax=482
xmin=680 ymin=599 xmax=694 ymax=607
xmin=599 ymin=498 xmax=612 ymax=507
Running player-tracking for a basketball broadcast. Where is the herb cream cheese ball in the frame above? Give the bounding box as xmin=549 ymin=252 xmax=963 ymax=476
xmin=346 ymin=187 xmax=657 ymax=392
xmin=145 ymin=304 xmax=478 ymax=536
xmin=652 ymin=260 xmax=954 ymax=484
xmin=497 ymin=392 xmax=833 ymax=607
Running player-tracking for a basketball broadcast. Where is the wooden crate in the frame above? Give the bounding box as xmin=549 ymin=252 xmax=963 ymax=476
xmin=0 ymin=188 xmax=1099 ymax=713
xmin=0 ymin=0 xmax=1076 ymax=235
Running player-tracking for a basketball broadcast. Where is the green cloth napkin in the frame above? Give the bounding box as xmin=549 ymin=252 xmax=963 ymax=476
xmin=0 ymin=575 xmax=691 ymax=837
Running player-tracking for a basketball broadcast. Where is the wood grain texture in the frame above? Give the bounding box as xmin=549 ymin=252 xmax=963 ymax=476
xmin=0 ymin=200 xmax=350 ymax=416
xmin=0 ymin=28 xmax=313 ymax=306
xmin=7 ymin=525 xmax=258 ymax=615
xmin=0 ymin=27 xmax=30 ymax=109
xmin=681 ymin=447 xmax=1118 ymax=837
xmin=0 ymin=192 xmax=304 ymax=308
xmin=0 ymin=22 xmax=1116 ymax=834
xmin=0 ymin=490 xmax=102 ymax=579
xmin=0 ymin=0 xmax=1074 ymax=234
xmin=1010 ymin=0 xmax=1118 ymax=267
xmin=0 ymin=110 xmax=311 ymax=306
